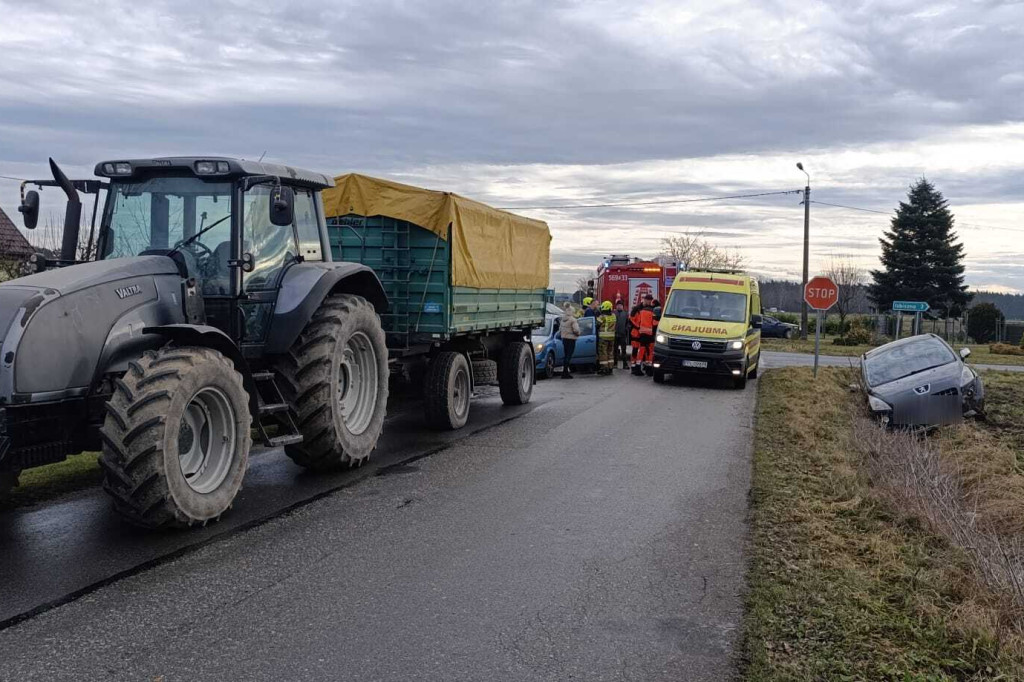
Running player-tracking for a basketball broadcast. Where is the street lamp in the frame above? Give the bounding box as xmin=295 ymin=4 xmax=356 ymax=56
xmin=797 ymin=162 xmax=810 ymax=340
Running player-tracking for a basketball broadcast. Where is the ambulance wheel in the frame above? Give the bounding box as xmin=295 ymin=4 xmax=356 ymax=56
xmin=734 ymin=371 xmax=748 ymax=389
xmin=653 ymin=370 xmax=666 ymax=384
xmin=749 ymin=354 xmax=760 ymax=380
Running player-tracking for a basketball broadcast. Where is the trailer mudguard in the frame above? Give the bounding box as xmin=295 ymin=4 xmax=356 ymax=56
xmin=263 ymin=262 xmax=387 ymax=355
xmin=142 ymin=324 xmax=260 ymax=417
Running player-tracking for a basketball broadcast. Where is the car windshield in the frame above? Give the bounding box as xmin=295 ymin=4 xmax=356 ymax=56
xmin=102 ymin=177 xmax=232 ymax=259
xmin=533 ymin=318 xmax=554 ymax=338
xmin=664 ymin=289 xmax=747 ymax=323
xmin=865 ymin=337 xmax=957 ymax=387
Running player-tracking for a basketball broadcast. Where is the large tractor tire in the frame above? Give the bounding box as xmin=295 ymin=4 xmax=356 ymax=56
xmin=498 ymin=341 xmax=534 ymax=406
xmin=99 ymin=346 xmax=251 ymax=528
xmin=425 ymin=351 xmax=472 ymax=430
xmin=274 ymin=294 xmax=389 ymax=470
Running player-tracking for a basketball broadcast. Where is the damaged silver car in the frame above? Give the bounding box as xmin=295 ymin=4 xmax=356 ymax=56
xmin=861 ymin=333 xmax=984 ymax=427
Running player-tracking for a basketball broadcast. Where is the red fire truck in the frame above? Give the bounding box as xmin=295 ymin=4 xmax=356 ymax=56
xmin=594 ymin=255 xmax=678 ymax=308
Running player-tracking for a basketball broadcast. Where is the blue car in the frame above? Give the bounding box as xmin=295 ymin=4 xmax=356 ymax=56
xmin=760 ymin=315 xmax=797 ymax=339
xmin=533 ymin=315 xmax=598 ymax=378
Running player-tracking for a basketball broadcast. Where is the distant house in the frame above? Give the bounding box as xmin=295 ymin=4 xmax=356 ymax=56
xmin=0 ymin=204 xmax=35 ymax=279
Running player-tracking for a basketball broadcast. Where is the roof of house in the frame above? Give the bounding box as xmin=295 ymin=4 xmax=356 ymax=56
xmin=0 ymin=205 xmax=35 ymax=260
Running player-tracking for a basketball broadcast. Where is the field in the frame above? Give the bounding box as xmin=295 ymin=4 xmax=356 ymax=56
xmin=743 ymin=367 xmax=1024 ymax=680
xmin=761 ymin=334 xmax=1024 ymax=366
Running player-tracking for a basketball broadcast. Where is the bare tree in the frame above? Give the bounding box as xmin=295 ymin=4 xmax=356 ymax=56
xmin=26 ymin=212 xmax=94 ymax=262
xmin=661 ymin=230 xmax=745 ymax=271
xmin=824 ymin=254 xmax=865 ymax=333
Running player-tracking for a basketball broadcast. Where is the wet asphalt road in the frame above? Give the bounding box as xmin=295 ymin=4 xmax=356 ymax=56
xmin=0 ymin=369 xmax=755 ymax=681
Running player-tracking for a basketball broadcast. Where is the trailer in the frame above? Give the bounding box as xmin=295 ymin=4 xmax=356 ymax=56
xmin=321 ymin=174 xmax=551 ymax=430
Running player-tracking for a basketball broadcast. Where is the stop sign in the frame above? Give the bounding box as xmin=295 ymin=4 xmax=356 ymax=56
xmin=804 ymin=276 xmax=838 ymax=310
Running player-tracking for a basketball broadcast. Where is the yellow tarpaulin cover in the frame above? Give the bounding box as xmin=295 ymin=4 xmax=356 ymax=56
xmin=321 ymin=174 xmax=551 ymax=290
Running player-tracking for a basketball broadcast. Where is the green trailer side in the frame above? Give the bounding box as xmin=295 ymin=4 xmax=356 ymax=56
xmin=328 ymin=214 xmax=546 ymax=354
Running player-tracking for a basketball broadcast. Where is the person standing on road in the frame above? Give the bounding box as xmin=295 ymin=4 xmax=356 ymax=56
xmin=614 ymin=301 xmax=629 ymax=370
xmin=631 ymin=294 xmax=656 ymax=376
xmin=559 ymin=303 xmax=581 ymax=379
xmin=597 ymin=301 xmax=616 ymax=375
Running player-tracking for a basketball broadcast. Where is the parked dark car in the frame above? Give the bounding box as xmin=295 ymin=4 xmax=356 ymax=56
xmin=861 ymin=334 xmax=984 ymax=427
xmin=760 ymin=315 xmax=797 ymax=339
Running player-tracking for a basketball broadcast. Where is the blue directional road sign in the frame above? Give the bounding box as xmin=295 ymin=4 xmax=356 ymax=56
xmin=892 ymin=300 xmax=929 ymax=313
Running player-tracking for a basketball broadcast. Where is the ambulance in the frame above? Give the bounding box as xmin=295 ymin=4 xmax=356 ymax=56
xmin=651 ymin=270 xmax=762 ymax=388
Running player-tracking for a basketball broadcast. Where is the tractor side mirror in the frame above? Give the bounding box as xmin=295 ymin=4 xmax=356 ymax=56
xmin=19 ymin=190 xmax=39 ymax=229
xmin=269 ymin=185 xmax=294 ymax=227
xmin=751 ymin=314 xmax=763 ymax=328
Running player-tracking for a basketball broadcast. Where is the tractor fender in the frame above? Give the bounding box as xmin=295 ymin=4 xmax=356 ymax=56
xmin=263 ymin=262 xmax=388 ymax=355
xmin=141 ymin=324 xmax=260 ymax=417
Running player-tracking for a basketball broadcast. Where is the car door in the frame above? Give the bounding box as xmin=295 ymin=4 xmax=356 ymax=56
xmin=573 ymin=316 xmax=597 ymax=365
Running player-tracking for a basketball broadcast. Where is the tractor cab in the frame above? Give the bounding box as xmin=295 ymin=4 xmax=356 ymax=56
xmin=91 ymin=157 xmax=334 ymax=345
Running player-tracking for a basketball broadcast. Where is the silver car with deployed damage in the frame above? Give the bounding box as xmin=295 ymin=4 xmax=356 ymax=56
xmin=862 ymin=334 xmax=984 ymax=427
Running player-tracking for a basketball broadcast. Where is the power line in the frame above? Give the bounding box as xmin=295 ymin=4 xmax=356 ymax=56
xmin=811 ymin=199 xmax=1024 ymax=233
xmin=810 ymin=200 xmax=889 ymax=215
xmin=0 ymin=174 xmax=28 ymax=182
xmin=497 ymin=189 xmax=803 ymax=210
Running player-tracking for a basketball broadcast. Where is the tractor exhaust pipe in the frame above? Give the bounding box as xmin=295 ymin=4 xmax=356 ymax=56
xmin=50 ymin=158 xmax=81 ymax=262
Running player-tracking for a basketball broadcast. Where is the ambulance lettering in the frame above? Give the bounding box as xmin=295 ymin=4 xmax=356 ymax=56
xmin=665 ymin=323 xmax=729 ymax=336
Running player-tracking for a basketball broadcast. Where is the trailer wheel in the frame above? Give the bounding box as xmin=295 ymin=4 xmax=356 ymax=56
xmin=99 ymin=346 xmax=251 ymax=528
xmin=275 ymin=294 xmax=389 ymax=470
xmin=425 ymin=352 xmax=471 ymax=430
xmin=499 ymin=341 xmax=534 ymax=406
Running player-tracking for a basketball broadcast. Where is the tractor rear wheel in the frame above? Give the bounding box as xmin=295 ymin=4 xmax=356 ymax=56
xmin=274 ymin=294 xmax=389 ymax=470
xmin=99 ymin=346 xmax=251 ymax=528
xmin=498 ymin=341 xmax=534 ymax=406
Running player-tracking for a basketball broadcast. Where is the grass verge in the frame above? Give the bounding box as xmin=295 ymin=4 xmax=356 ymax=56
xmin=760 ymin=337 xmax=1024 ymax=366
xmin=743 ymin=367 xmax=1023 ymax=680
xmin=1 ymin=453 xmax=102 ymax=510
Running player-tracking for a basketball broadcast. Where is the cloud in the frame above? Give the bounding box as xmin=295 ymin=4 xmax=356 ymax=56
xmin=0 ymin=0 xmax=1021 ymax=291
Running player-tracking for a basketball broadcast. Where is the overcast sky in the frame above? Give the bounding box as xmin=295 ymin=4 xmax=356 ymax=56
xmin=1 ymin=0 xmax=1021 ymax=292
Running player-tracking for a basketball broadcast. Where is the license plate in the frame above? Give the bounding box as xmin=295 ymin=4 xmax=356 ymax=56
xmin=682 ymin=360 xmax=708 ymax=369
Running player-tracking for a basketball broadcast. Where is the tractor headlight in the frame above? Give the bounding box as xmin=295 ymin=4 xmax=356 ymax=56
xmin=101 ymin=162 xmax=132 ymax=175
xmin=194 ymin=160 xmax=231 ymax=175
xmin=656 ymin=333 xmax=667 ymax=344
xmin=728 ymin=339 xmax=744 ymax=350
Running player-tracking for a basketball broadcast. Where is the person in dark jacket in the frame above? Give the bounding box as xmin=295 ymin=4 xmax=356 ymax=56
xmin=613 ymin=301 xmax=629 ymax=370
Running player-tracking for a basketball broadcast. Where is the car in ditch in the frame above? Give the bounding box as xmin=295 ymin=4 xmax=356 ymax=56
xmin=861 ymin=333 xmax=984 ymax=427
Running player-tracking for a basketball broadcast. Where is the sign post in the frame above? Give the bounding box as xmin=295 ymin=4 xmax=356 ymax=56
xmin=804 ymin=276 xmax=839 ymax=377
xmin=892 ymin=301 xmax=929 ymax=338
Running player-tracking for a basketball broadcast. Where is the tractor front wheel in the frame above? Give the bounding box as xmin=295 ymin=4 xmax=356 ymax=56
xmin=99 ymin=346 xmax=251 ymax=528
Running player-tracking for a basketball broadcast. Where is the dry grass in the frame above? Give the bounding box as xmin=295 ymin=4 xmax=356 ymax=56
xmin=761 ymin=336 xmax=1024 ymax=367
xmin=743 ymin=367 xmax=1024 ymax=680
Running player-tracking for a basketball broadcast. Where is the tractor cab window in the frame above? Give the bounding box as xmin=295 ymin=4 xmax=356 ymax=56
xmin=293 ymin=189 xmax=323 ymax=262
xmin=241 ymin=184 xmax=297 ymax=292
xmin=102 ymin=177 xmax=232 ymax=295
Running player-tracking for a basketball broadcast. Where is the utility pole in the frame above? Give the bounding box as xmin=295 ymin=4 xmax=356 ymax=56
xmin=797 ymin=162 xmax=810 ymax=340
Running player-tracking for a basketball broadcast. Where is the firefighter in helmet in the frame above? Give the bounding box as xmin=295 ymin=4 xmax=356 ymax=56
xmin=596 ymin=300 xmax=616 ymax=375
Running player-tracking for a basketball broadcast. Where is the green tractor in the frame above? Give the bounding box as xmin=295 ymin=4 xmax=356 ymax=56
xmin=0 ymin=157 xmax=390 ymax=528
